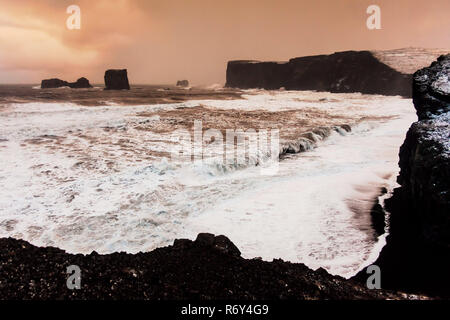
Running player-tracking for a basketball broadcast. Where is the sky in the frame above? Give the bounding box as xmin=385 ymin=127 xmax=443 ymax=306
xmin=0 ymin=0 xmax=449 ymax=85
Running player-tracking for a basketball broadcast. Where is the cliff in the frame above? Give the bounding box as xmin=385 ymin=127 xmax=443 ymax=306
xmin=226 ymin=60 xmax=291 ymax=90
xmin=226 ymin=50 xmax=414 ymax=96
xmin=354 ymin=54 xmax=450 ymax=297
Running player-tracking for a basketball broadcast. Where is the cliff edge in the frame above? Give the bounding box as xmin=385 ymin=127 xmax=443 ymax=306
xmin=354 ymin=54 xmax=450 ymax=297
xmin=226 ymin=51 xmax=412 ymax=96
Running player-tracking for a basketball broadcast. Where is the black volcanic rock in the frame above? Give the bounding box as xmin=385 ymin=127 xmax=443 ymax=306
xmin=41 ymin=78 xmax=68 ymax=88
xmin=41 ymin=77 xmax=92 ymax=89
xmin=226 ymin=61 xmax=291 ymax=90
xmin=71 ymin=77 xmax=92 ymax=88
xmin=0 ymin=235 xmax=408 ymax=300
xmin=390 ymin=55 xmax=450 ymax=249
xmin=353 ymin=54 xmax=450 ymax=297
xmin=176 ymin=80 xmax=189 ymax=87
xmin=412 ymin=54 xmax=450 ymax=120
xmin=226 ymin=51 xmax=412 ymax=97
xmin=370 ymin=200 xmax=386 ymax=236
xmin=195 ymin=233 xmax=241 ymax=257
xmin=287 ymin=51 xmax=412 ymax=96
xmin=104 ymin=69 xmax=130 ymax=90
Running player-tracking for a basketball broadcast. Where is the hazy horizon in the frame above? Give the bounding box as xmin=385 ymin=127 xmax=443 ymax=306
xmin=1 ymin=0 xmax=449 ymax=85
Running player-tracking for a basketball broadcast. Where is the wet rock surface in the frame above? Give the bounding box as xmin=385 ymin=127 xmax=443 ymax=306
xmin=413 ymin=54 xmax=450 ymax=120
xmin=0 ymin=234 xmax=406 ymax=300
xmin=354 ymin=54 xmax=450 ymax=298
xmin=370 ymin=200 xmax=386 ymax=236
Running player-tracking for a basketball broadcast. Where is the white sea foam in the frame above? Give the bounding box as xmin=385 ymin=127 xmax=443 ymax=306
xmin=180 ymin=117 xmax=415 ymax=278
xmin=0 ymin=90 xmax=416 ymax=277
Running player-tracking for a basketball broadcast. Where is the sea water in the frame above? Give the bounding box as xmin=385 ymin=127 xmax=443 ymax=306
xmin=0 ymin=90 xmax=416 ymax=278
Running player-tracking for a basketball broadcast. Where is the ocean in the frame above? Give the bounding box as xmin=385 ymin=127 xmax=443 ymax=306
xmin=0 ymin=85 xmax=416 ymax=278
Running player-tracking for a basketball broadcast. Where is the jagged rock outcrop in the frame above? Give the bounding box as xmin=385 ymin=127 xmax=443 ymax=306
xmin=104 ymin=69 xmax=130 ymax=90
xmin=412 ymin=55 xmax=450 ymax=120
xmin=392 ymin=55 xmax=450 ymax=248
xmin=0 ymin=234 xmax=409 ymax=300
xmin=41 ymin=78 xmax=67 ymax=88
xmin=176 ymin=80 xmax=189 ymax=87
xmin=354 ymin=54 xmax=450 ymax=297
xmin=72 ymin=77 xmax=92 ymax=89
xmin=226 ymin=51 xmax=412 ymax=97
xmin=41 ymin=77 xmax=92 ymax=89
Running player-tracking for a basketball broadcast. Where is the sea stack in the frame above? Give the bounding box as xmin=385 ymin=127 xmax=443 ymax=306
xmin=41 ymin=77 xmax=92 ymax=89
xmin=104 ymin=69 xmax=130 ymax=90
xmin=176 ymin=80 xmax=189 ymax=87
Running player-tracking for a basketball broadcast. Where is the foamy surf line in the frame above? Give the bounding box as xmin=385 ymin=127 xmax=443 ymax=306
xmin=180 ymin=113 xmax=416 ymax=278
xmin=0 ymin=91 xmax=416 ymax=278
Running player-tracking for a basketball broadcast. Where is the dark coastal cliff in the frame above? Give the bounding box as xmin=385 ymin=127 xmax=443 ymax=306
xmin=354 ymin=55 xmax=450 ymax=297
xmin=226 ymin=51 xmax=413 ymax=97
xmin=226 ymin=60 xmax=291 ymax=90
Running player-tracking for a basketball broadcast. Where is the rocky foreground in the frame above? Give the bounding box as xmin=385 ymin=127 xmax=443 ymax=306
xmin=354 ymin=55 xmax=450 ymax=298
xmin=0 ymin=233 xmax=411 ymax=300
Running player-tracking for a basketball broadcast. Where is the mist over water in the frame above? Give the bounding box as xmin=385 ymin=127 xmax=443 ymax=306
xmin=0 ymin=88 xmax=416 ymax=277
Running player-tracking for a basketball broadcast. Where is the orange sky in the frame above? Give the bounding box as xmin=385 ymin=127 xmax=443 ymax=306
xmin=0 ymin=0 xmax=449 ymax=85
